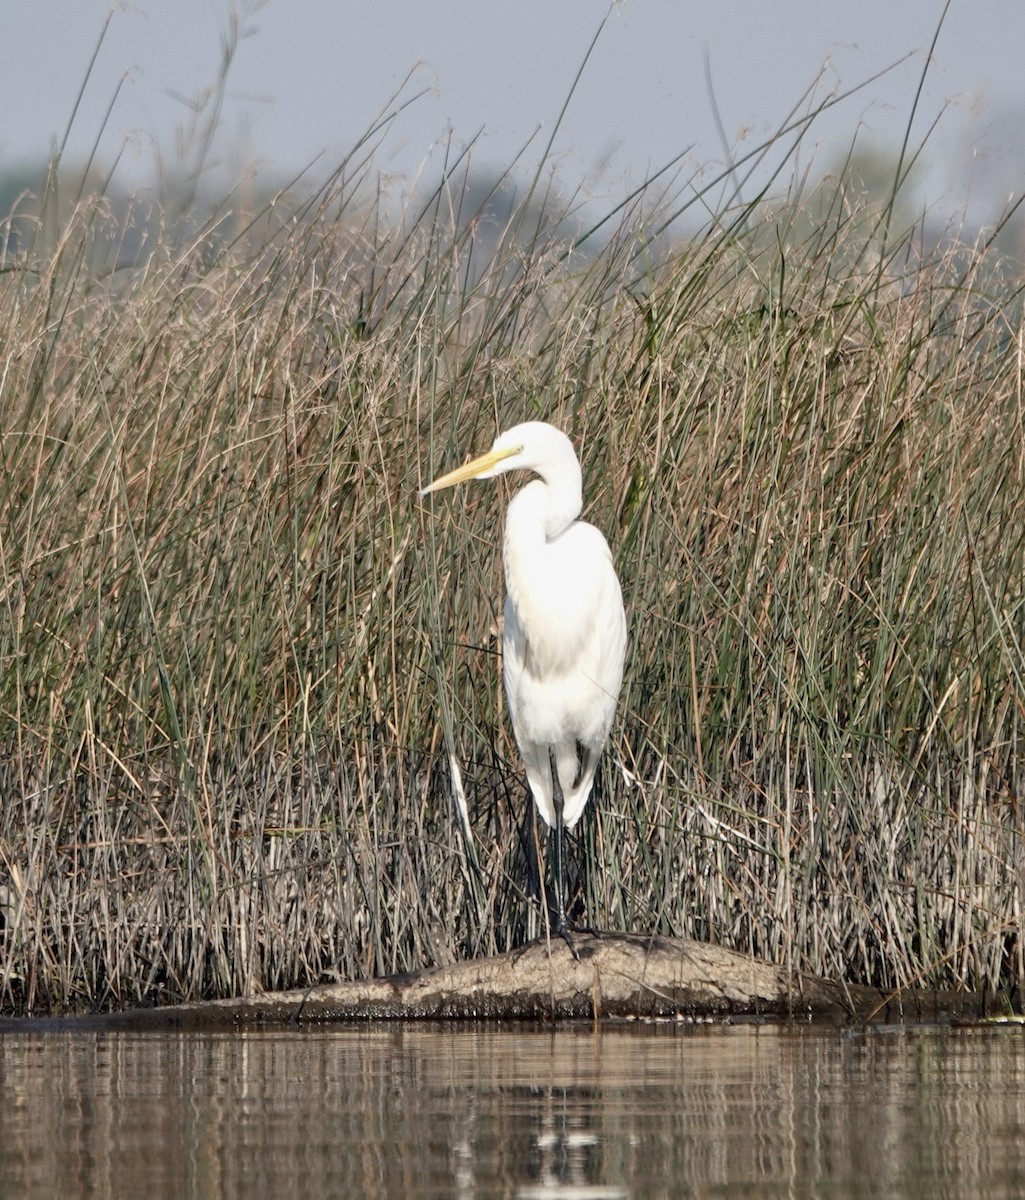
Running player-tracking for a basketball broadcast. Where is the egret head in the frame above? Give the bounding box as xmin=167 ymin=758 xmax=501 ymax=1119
xmin=420 ymin=422 xmax=576 ymax=496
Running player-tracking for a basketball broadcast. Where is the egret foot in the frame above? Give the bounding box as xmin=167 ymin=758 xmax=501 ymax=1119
xmin=511 ymin=917 xmax=605 ymax=963
xmin=552 ymin=917 xmax=581 ymax=960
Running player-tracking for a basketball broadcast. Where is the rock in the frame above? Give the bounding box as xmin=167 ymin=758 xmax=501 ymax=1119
xmin=8 ymin=934 xmax=1005 ymax=1029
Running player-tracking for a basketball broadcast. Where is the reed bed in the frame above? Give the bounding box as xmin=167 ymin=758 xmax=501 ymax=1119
xmin=1 ymin=129 xmax=1024 ymax=1013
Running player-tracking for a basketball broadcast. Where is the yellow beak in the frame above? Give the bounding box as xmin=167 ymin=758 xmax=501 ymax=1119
xmin=420 ymin=443 xmax=521 ymax=496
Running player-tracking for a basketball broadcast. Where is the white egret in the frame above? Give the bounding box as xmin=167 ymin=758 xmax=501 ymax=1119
xmin=422 ymin=421 xmax=627 ymax=942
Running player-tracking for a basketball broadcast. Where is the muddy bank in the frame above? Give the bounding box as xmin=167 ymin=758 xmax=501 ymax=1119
xmin=2 ymin=934 xmax=1015 ymax=1030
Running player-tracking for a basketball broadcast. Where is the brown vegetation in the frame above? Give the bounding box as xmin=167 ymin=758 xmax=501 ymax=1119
xmin=1 ymin=109 xmax=1024 ymax=1014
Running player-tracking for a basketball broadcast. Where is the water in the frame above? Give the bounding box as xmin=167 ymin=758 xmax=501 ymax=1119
xmin=1 ymin=1020 xmax=1024 ymax=1198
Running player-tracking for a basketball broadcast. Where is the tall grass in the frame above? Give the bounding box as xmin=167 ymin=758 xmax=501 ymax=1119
xmin=1 ymin=98 xmax=1024 ymax=1012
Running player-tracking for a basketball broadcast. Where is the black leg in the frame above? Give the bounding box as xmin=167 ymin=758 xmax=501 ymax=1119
xmin=548 ymin=747 xmax=578 ymax=958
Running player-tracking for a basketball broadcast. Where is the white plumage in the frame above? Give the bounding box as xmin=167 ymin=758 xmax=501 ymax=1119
xmin=422 ymin=421 xmax=627 ymax=932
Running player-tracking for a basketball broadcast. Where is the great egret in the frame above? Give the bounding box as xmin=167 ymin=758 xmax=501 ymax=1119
xmin=422 ymin=421 xmax=627 ymax=942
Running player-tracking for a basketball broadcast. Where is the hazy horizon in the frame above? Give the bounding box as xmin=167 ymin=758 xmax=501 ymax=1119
xmin=3 ymin=1 xmax=1023 ymax=227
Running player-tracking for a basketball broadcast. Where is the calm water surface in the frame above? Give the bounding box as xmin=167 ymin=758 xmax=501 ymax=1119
xmin=1 ymin=1020 xmax=1024 ymax=1198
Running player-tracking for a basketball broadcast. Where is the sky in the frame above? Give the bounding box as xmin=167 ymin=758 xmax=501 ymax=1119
xmin=3 ymin=1 xmax=1023 ymax=224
